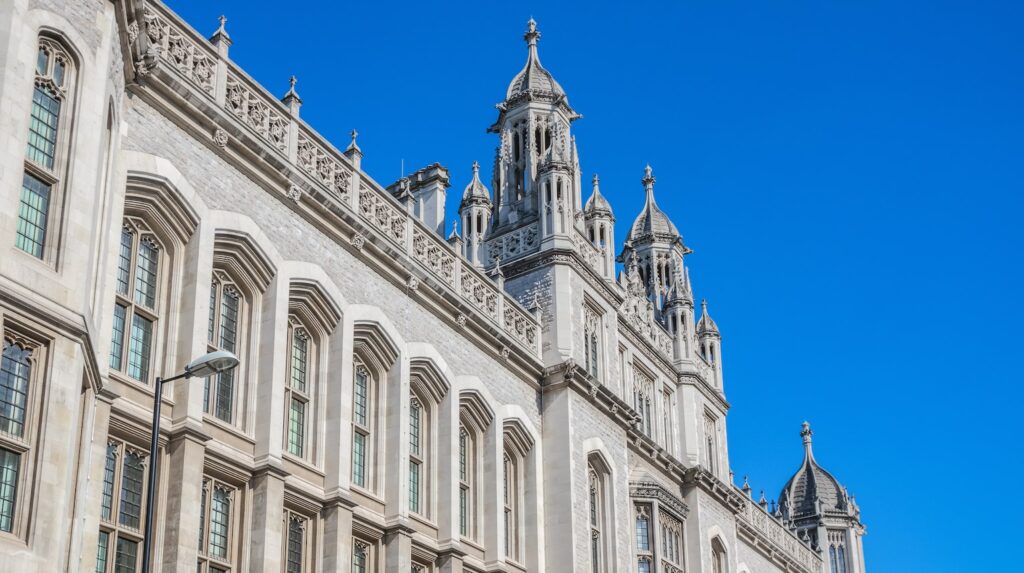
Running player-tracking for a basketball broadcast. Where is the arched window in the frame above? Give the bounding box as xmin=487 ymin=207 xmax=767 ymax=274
xmin=16 ymin=37 xmax=75 ymax=260
xmin=96 ymin=439 xmax=149 ymax=573
xmin=703 ymin=413 xmax=718 ymax=475
xmin=109 ymin=219 xmax=162 ymax=385
xmin=351 ymin=365 xmax=374 ymax=489
xmin=0 ymin=334 xmax=43 ymax=535
xmin=583 ymin=304 xmax=602 ymax=380
xmin=458 ymin=426 xmax=471 ymax=535
xmin=635 ymin=504 xmax=652 ymax=573
xmin=503 ymin=452 xmax=519 ymax=561
xmin=197 ymin=477 xmax=238 ymax=572
xmin=458 ymin=390 xmax=492 ymax=541
xmin=408 ymin=395 xmax=424 ymax=514
xmin=206 ymin=272 xmax=243 ymax=423
xmin=285 ymin=322 xmax=313 ymax=459
xmin=712 ymin=537 xmax=728 ymax=573
xmin=587 ymin=464 xmax=609 ymax=573
xmin=633 ymin=368 xmax=654 ymax=438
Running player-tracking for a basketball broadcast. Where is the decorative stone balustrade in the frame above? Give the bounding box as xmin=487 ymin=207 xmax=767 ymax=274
xmin=736 ymin=493 xmax=821 ymax=572
xmin=137 ymin=3 xmax=541 ymax=357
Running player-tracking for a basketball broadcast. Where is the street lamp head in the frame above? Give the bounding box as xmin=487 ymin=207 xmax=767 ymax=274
xmin=184 ymin=350 xmax=239 ymax=378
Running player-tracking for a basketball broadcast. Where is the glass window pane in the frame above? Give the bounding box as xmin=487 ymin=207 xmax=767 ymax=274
xmin=288 ymin=398 xmax=305 ymax=457
xmin=16 ymin=172 xmax=51 ymax=258
xmin=110 ymin=304 xmax=127 ymax=371
xmin=290 ymin=333 xmax=307 ymax=392
xmin=0 ymin=448 xmax=20 ymax=532
xmin=114 ymin=537 xmax=138 ymax=573
xmin=208 ymin=488 xmax=230 ymax=558
xmin=116 ymin=228 xmax=133 ymax=295
xmin=286 ymin=517 xmax=304 ymax=573
xmin=101 ymin=444 xmax=117 ymax=521
xmin=36 ymin=47 xmax=48 ymax=76
xmin=118 ymin=451 xmax=145 ymax=529
xmin=126 ymin=313 xmax=153 ymax=382
xmin=133 ymin=239 xmax=159 ymax=308
xmin=26 ymin=86 xmax=61 ymax=169
xmin=353 ymin=370 xmax=367 ymax=426
xmin=459 ymin=487 xmax=468 ymax=536
xmin=352 ymin=544 xmax=366 ymax=573
xmin=458 ymin=430 xmax=466 ymax=482
xmin=207 ymin=284 xmax=217 ymax=344
xmin=0 ymin=341 xmax=32 ymax=437
xmin=352 ymin=432 xmax=365 ymax=487
xmin=218 ymin=290 xmax=239 ymax=353
xmin=96 ymin=531 xmax=110 ymax=573
xmin=408 ymin=400 xmax=420 ymax=456
xmin=214 ymin=369 xmax=234 ymax=423
xmin=408 ymin=460 xmax=420 ymax=514
xmin=53 ymin=59 xmax=65 ymax=87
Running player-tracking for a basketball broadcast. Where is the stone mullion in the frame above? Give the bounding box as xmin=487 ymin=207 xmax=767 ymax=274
xmin=72 ymin=389 xmax=114 ymax=572
xmin=160 ymin=432 xmax=206 ymax=570
xmin=247 ymin=470 xmax=286 ymax=571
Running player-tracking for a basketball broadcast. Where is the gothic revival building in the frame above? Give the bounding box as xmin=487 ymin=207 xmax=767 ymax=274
xmin=0 ymin=1 xmax=867 ymax=572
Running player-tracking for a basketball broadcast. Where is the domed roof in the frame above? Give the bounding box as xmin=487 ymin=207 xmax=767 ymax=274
xmin=584 ymin=174 xmax=613 ymax=219
xmin=505 ymin=19 xmax=567 ymax=101
xmin=627 ymin=165 xmax=680 ymax=242
xmin=460 ymin=161 xmax=491 ymax=210
xmin=779 ymin=423 xmax=850 ymax=520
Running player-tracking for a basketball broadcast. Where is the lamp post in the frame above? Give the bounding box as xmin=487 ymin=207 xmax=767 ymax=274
xmin=141 ymin=350 xmax=239 ymax=573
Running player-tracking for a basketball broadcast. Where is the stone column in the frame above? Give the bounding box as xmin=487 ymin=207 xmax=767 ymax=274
xmin=322 ymin=501 xmax=354 ymax=572
xmin=383 ymin=529 xmax=412 ymax=573
xmin=160 ymin=430 xmax=207 ymax=570
xmin=248 ymin=469 xmax=287 ymax=571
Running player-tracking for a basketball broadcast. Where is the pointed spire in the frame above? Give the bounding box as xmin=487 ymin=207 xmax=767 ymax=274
xmin=584 ymin=173 xmax=613 ymax=218
xmin=461 ymin=160 xmax=492 ymax=207
xmin=801 ymin=421 xmax=815 ymax=462
xmin=448 ymin=220 xmax=460 ymax=240
xmin=504 ymin=18 xmax=567 ymax=103
xmin=742 ymin=475 xmax=752 ymax=497
xmin=759 ymin=490 xmax=768 ymax=509
xmin=697 ymin=298 xmax=720 ymax=336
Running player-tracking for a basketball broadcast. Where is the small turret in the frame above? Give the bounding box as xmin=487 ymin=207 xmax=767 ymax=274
xmin=459 ymin=161 xmax=493 ymax=267
xmin=697 ymin=299 xmax=724 ymax=389
xmin=583 ymin=174 xmax=615 ymax=278
xmin=779 ymin=423 xmax=868 ymax=573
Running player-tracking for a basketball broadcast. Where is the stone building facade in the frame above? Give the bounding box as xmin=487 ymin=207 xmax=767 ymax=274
xmin=0 ymin=1 xmax=867 ymax=572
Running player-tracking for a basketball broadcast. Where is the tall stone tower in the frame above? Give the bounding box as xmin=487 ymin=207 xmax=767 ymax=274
xmin=486 ymin=18 xmax=583 ymax=259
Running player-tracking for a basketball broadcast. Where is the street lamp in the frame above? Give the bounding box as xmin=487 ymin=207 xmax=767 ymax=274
xmin=141 ymin=350 xmax=239 ymax=573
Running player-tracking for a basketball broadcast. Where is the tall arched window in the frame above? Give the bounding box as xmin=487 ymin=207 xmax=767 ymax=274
xmin=351 ymin=365 xmax=374 ymax=489
xmin=503 ymin=452 xmax=518 ymax=561
xmin=96 ymin=439 xmax=149 ymax=573
xmin=458 ymin=426 xmax=472 ymax=536
xmin=285 ymin=322 xmax=313 ymax=459
xmin=703 ymin=412 xmax=719 ymax=475
xmin=109 ymin=220 xmax=162 ymax=385
xmin=207 ymin=272 xmax=243 ymax=423
xmin=635 ymin=504 xmax=652 ymax=573
xmin=633 ymin=368 xmax=654 ymax=438
xmin=0 ymin=333 xmax=43 ymax=535
xmin=712 ymin=537 xmax=728 ymax=573
xmin=408 ymin=394 xmax=424 ymax=515
xmin=584 ymin=304 xmax=602 ymax=380
xmin=458 ymin=390 xmax=492 ymax=542
xmin=588 ymin=466 xmax=603 ymax=573
xmin=16 ymin=38 xmax=75 ymax=260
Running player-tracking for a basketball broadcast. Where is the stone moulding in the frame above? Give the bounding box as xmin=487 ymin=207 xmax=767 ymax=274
xmin=629 ymin=480 xmax=690 ymax=520
xmin=128 ymin=2 xmax=541 ymax=361
xmin=735 ymin=491 xmax=822 ymax=573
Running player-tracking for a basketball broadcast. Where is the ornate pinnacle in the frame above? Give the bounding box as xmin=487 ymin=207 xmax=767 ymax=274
xmin=642 ymin=164 xmax=656 ymax=189
xmin=593 ymin=173 xmax=600 ymax=187
xmin=210 ymin=14 xmax=231 ymax=44
xmin=525 ymin=18 xmax=540 ymax=46
xmin=801 ymin=421 xmax=815 ymax=460
xmin=472 ymin=160 xmax=480 ymax=174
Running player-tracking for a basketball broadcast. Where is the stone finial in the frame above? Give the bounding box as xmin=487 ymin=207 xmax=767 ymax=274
xmin=282 ymin=75 xmax=302 ymax=113
xmin=759 ymin=490 xmax=768 ymax=508
xmin=524 ymin=18 xmax=540 ymax=46
xmin=801 ymin=421 xmax=815 ymax=461
xmin=742 ymin=475 xmax=752 ymax=497
xmin=210 ymin=15 xmax=232 ymax=48
xmin=344 ymin=129 xmax=363 ymax=169
xmin=642 ymin=164 xmax=655 ymax=189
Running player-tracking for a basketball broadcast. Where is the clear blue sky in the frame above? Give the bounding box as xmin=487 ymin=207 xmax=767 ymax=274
xmin=170 ymin=2 xmax=1023 ymax=571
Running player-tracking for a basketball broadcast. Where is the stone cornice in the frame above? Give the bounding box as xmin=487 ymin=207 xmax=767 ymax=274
xmin=678 ymin=371 xmax=730 ymax=412
xmin=629 ymin=480 xmax=690 ymax=520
